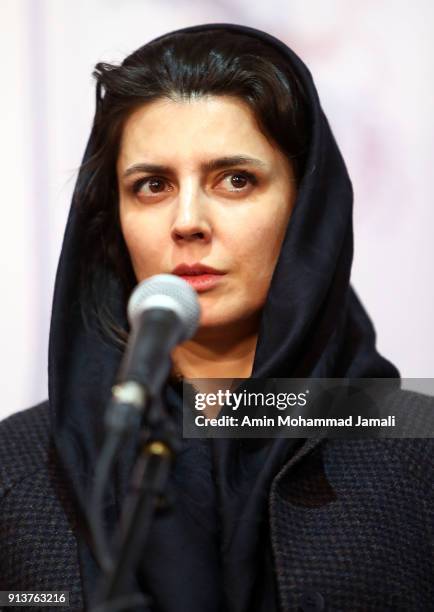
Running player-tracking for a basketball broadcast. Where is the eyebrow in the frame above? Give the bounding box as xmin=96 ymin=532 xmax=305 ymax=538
xmin=122 ymin=155 xmax=267 ymax=178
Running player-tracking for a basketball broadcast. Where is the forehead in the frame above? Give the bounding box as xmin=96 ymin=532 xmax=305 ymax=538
xmin=116 ymin=95 xmax=279 ymax=169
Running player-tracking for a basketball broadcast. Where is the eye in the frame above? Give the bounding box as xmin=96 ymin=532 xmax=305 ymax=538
xmin=132 ymin=176 xmax=173 ymax=196
xmin=220 ymin=171 xmax=258 ymax=193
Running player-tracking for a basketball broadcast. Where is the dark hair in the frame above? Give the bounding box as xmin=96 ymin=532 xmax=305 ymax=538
xmin=76 ymin=28 xmax=311 ymax=345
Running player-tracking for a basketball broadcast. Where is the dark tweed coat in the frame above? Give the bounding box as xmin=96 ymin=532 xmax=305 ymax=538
xmin=0 ymin=388 xmax=433 ymax=612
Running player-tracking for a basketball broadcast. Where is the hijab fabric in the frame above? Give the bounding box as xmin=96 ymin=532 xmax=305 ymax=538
xmin=48 ymin=23 xmax=400 ymax=612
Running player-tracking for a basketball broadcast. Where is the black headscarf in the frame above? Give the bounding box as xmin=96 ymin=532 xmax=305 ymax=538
xmin=48 ymin=23 xmax=399 ymax=612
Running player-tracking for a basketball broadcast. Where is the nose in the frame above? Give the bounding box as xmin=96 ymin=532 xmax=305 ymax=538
xmin=171 ymin=181 xmax=212 ymax=244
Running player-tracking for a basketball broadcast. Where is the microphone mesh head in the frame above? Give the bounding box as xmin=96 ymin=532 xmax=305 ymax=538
xmin=127 ymin=274 xmax=201 ymax=341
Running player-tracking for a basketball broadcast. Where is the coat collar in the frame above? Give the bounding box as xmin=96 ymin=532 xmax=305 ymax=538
xmin=270 ymin=433 xmax=327 ymax=496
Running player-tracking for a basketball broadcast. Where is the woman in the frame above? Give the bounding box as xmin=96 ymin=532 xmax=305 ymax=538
xmin=0 ymin=23 xmax=433 ymax=612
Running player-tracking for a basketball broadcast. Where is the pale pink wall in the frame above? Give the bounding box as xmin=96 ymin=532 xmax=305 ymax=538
xmin=1 ymin=0 xmax=433 ymax=420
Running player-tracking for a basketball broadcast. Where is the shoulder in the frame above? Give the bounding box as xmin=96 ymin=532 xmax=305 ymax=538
xmin=0 ymin=400 xmax=52 ymax=499
xmin=276 ymin=388 xmax=434 ymax=522
xmin=0 ymin=402 xmax=83 ymax=607
xmin=272 ymin=389 xmax=434 ymax=610
xmin=322 ymin=388 xmax=434 ymax=489
xmin=380 ymin=387 xmax=434 ymax=481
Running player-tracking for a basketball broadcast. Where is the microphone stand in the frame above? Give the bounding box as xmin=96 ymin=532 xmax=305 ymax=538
xmin=88 ymin=274 xmax=199 ymax=611
xmin=90 ymin=392 xmax=181 ymax=612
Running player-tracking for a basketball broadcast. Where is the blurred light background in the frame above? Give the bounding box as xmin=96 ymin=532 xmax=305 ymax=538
xmin=1 ymin=0 xmax=433 ymax=420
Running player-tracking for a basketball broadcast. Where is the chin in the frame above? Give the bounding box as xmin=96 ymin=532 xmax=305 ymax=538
xmin=196 ymin=312 xmax=256 ymax=338
xmin=196 ymin=316 xmax=229 ymax=330
xmin=192 ymin=313 xmax=231 ymax=332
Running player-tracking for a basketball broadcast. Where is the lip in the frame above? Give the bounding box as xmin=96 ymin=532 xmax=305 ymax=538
xmin=172 ymin=263 xmax=226 ymax=293
xmin=172 ymin=263 xmax=225 ymax=276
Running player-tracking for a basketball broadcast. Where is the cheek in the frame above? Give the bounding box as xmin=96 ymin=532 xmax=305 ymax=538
xmin=231 ymin=207 xmax=290 ymax=283
xmin=120 ymin=211 xmax=166 ymax=275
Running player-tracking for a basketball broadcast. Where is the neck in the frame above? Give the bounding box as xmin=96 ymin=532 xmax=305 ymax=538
xmin=171 ymin=319 xmax=259 ymax=380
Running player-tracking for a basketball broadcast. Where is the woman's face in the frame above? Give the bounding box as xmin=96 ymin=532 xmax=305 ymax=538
xmin=117 ymin=95 xmax=296 ymax=334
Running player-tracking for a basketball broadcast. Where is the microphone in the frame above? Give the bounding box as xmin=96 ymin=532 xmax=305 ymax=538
xmin=105 ymin=273 xmax=200 ymax=433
